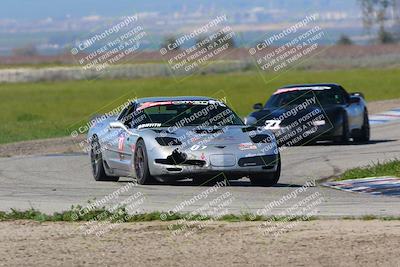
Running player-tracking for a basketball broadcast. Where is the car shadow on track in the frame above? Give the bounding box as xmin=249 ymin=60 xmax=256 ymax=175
xmin=224 ymin=181 xmax=304 ymax=188
xmin=305 ymin=139 xmax=397 ymax=147
xmin=118 ymin=178 xmax=304 ymax=188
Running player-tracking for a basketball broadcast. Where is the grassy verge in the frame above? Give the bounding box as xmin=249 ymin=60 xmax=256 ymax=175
xmin=336 ymin=159 xmax=400 ymax=181
xmin=1 ymin=207 xmax=400 ymax=222
xmin=0 ymin=206 xmax=316 ymax=223
xmin=1 ymin=68 xmax=400 ymax=144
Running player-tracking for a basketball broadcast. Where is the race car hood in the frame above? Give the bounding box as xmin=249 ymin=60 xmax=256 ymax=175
xmin=146 ymin=125 xmax=268 ymax=145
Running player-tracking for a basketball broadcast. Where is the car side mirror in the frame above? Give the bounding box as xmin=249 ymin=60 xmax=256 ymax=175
xmin=109 ymin=121 xmax=127 ymax=130
xmin=349 ymin=97 xmax=360 ymax=104
xmin=109 ymin=121 xmax=138 ymax=136
xmin=253 ymin=103 xmax=263 ymax=110
xmin=109 ymin=121 xmax=134 ymax=134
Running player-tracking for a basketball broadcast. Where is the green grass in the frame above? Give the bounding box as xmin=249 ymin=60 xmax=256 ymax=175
xmin=0 ymin=206 xmax=315 ymax=223
xmin=1 ymin=207 xmax=400 ymax=222
xmin=1 ymin=68 xmax=400 ymax=144
xmin=343 ymin=215 xmax=400 ymax=220
xmin=337 ymin=159 xmax=400 ymax=181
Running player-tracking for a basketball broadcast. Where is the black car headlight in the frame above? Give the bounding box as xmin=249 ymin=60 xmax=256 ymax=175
xmin=155 ymin=137 xmax=182 ymax=146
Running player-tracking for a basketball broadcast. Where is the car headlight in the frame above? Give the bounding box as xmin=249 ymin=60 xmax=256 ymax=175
xmin=312 ymin=120 xmax=326 ymax=126
xmin=155 ymin=137 xmax=182 ymax=146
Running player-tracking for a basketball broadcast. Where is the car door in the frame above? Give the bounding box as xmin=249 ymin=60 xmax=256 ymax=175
xmin=105 ymin=104 xmax=137 ymax=172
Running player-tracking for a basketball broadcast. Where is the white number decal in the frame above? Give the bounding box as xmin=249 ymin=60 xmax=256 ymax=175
xmin=265 ymin=120 xmax=282 ymax=130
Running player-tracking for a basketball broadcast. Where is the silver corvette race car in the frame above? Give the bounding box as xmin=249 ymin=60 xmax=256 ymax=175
xmin=88 ymin=96 xmax=280 ymax=186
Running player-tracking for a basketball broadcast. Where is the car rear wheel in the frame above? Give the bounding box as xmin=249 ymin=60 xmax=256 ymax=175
xmin=134 ymin=139 xmax=154 ymax=185
xmin=250 ymin=154 xmax=281 ymax=186
xmin=354 ymin=110 xmax=370 ymax=143
xmin=90 ymin=138 xmax=119 ymax=182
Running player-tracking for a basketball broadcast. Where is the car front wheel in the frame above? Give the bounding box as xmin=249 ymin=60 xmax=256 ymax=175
xmin=250 ymin=154 xmax=281 ymax=186
xmin=334 ymin=113 xmax=350 ymax=144
xmin=354 ymin=110 xmax=370 ymax=143
xmin=133 ymin=139 xmax=154 ymax=185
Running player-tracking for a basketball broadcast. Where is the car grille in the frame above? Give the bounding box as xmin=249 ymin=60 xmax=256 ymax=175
xmin=209 ymin=154 xmax=236 ymax=167
xmin=155 ymin=159 xmax=206 ymax=167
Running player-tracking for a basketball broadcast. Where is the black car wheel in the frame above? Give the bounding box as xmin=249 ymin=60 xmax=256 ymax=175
xmin=250 ymin=153 xmax=281 ymax=186
xmin=134 ymin=139 xmax=153 ymax=185
xmin=90 ymin=137 xmax=119 ymax=182
xmin=354 ymin=110 xmax=370 ymax=143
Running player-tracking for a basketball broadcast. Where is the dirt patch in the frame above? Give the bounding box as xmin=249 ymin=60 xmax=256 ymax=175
xmin=0 ymin=99 xmax=399 ymax=158
xmin=0 ymin=135 xmax=86 ymax=157
xmin=0 ymin=220 xmax=399 ymax=266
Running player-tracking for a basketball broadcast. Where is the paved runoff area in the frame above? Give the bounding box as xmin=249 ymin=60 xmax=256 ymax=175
xmin=0 ymin=118 xmax=399 ymax=217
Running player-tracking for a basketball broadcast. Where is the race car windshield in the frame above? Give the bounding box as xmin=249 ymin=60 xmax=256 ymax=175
xmin=266 ymin=89 xmax=346 ymax=108
xmin=132 ymin=102 xmax=244 ymax=128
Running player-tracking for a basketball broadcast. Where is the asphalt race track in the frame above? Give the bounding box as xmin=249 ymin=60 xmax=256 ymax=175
xmin=0 ymin=120 xmax=399 ymax=217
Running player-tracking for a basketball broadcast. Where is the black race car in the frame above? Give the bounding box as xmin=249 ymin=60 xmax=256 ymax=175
xmin=245 ymin=84 xmax=370 ymax=145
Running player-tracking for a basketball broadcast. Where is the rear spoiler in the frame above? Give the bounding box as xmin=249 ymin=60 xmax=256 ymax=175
xmin=350 ymin=92 xmax=365 ymax=99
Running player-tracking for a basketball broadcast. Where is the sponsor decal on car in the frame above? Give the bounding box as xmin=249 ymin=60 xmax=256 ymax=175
xmin=118 ymin=135 xmax=125 ymax=151
xmin=172 ymin=100 xmax=210 ymax=105
xmin=137 ymin=100 xmax=226 ymax=111
xmin=137 ymin=101 xmax=173 ymax=111
xmin=273 ymin=86 xmax=331 ymax=95
xmin=191 ymin=136 xmax=200 ymax=143
xmin=238 ymin=142 xmax=257 ymax=150
xmin=137 ymin=123 xmax=162 ymax=129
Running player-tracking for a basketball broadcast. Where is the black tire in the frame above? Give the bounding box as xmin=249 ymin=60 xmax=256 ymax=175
xmin=133 ymin=139 xmax=153 ymax=185
xmin=334 ymin=113 xmax=350 ymax=144
xmin=250 ymin=154 xmax=281 ymax=186
xmin=354 ymin=110 xmax=370 ymax=143
xmin=154 ymin=176 xmax=176 ymax=185
xmin=90 ymin=138 xmax=119 ymax=182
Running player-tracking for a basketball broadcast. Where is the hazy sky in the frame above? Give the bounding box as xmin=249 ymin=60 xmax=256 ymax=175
xmin=1 ymin=0 xmax=358 ymax=20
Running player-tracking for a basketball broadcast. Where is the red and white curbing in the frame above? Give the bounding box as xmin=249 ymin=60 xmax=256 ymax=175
xmin=369 ymin=108 xmax=400 ymax=125
xmin=323 ymin=176 xmax=400 ymax=197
